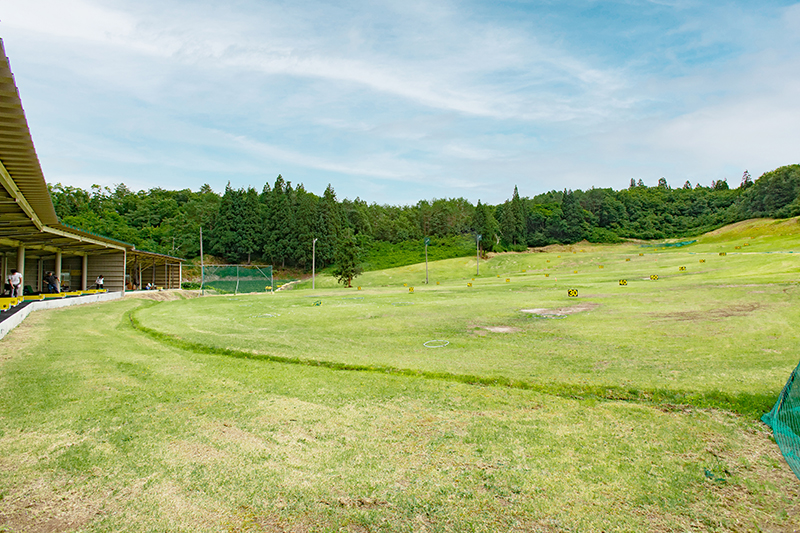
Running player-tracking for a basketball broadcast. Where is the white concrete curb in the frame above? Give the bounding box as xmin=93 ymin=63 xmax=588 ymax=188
xmin=0 ymin=291 xmax=124 ymax=340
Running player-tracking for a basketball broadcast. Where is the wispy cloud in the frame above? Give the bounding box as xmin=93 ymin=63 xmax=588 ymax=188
xmin=2 ymin=0 xmax=798 ymax=204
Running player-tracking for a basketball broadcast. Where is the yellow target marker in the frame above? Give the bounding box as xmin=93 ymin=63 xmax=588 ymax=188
xmin=545 ymin=274 xmax=549 ymax=277
xmin=522 ymin=269 xmax=526 ymax=272
xmin=598 ymin=265 xmax=603 ymax=269
xmin=626 ymin=258 xmax=631 ymax=261
xmin=546 ymin=260 xmax=550 ymax=263
xmin=436 ymin=281 xmax=440 ymax=285
xmin=699 ymin=259 xmax=705 ymax=263
xmin=735 ymin=246 xmax=741 ymax=250
xmin=719 ymin=252 xmax=727 ymax=256
xmin=650 ymin=274 xmax=659 ymax=280
xmin=639 ymin=253 xmax=644 ymax=256
xmin=497 ymin=275 xmax=500 ymax=278
xmin=619 ymin=279 xmax=627 ymax=286
xmin=358 ymin=286 xmax=362 ymax=290
xmin=568 ymin=289 xmax=578 ymax=297
xmin=744 ymin=243 xmax=750 ymax=246
xmin=403 ymin=283 xmax=407 ymax=287
xmin=573 ymin=270 xmax=578 ymax=274
xmin=472 ymin=278 xmax=475 ymax=281
xmin=505 ymin=278 xmax=510 ymax=283
xmin=409 ymin=287 xmax=414 ymax=293
xmin=467 ymin=282 xmax=473 ymax=287
xmin=679 ymin=266 xmax=686 ymax=271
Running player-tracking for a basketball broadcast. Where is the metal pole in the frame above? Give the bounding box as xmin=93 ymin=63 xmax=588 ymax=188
xmin=476 ymin=234 xmax=482 ymax=276
xmin=199 ymin=226 xmax=204 ymax=295
xmin=425 ymin=241 xmax=429 ymax=284
xmin=312 ymin=238 xmax=318 ymax=289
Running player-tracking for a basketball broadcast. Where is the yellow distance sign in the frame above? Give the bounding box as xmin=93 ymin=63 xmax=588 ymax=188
xmin=467 ymin=282 xmax=473 ymax=287
xmin=619 ymin=279 xmax=627 ymax=286
xmin=545 ymin=274 xmax=550 ymax=277
xmin=568 ymin=289 xmax=578 ymax=297
xmin=409 ymin=287 xmax=414 ymax=293
xmin=699 ymin=259 xmax=706 ymax=263
xmin=679 ymin=266 xmax=686 ymax=271
xmin=650 ymin=274 xmax=659 ymax=280
xmin=505 ymin=278 xmax=510 ymax=283
xmin=719 ymin=252 xmax=727 ymax=256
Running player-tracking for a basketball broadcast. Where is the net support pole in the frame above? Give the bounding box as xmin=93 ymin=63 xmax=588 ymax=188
xmin=425 ymin=240 xmax=429 ymax=284
xmin=199 ymin=226 xmax=204 ymax=295
xmin=312 ymin=238 xmax=318 ymax=290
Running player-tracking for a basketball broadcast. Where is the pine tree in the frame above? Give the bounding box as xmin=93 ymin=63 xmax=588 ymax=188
xmin=314 ymin=184 xmax=343 ymax=267
xmin=511 ymin=185 xmax=526 ymax=245
xmin=211 ymin=183 xmax=243 ymax=262
xmin=332 ymin=231 xmax=362 ymax=287
xmin=239 ymin=187 xmax=262 ymax=264
xmin=292 ymin=185 xmax=318 ymax=269
xmin=561 ymin=189 xmax=589 ymax=243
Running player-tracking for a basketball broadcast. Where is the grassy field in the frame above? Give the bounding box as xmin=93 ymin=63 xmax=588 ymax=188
xmin=2 ymin=218 xmax=800 ymax=531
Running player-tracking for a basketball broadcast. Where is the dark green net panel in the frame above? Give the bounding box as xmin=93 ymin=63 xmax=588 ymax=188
xmin=762 ymin=360 xmax=800 ymax=480
xmin=201 ymin=265 xmax=273 ymax=294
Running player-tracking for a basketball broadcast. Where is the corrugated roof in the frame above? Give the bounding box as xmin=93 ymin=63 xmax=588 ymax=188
xmin=0 ymin=39 xmax=59 ymax=226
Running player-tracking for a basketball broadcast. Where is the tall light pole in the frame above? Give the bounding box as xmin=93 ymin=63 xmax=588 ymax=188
xmin=424 ymin=237 xmax=430 ymax=284
xmin=312 ymin=238 xmax=318 ymax=289
xmin=476 ymin=234 xmax=482 ymax=276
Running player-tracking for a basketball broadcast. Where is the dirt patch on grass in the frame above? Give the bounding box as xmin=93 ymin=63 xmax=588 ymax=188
xmin=655 ymin=303 xmax=761 ymax=322
xmin=483 ymin=326 xmax=522 ymax=333
xmin=0 ymin=477 xmax=103 ymax=533
xmin=167 ymin=440 xmax=229 ymax=464
xmin=521 ymin=302 xmax=600 ymax=316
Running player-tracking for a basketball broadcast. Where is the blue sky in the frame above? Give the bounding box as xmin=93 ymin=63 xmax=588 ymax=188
xmin=2 ymin=0 xmax=799 ymax=205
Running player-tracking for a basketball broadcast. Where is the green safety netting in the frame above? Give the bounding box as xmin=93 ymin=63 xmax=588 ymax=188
xmin=201 ymin=265 xmax=274 ymax=295
xmin=640 ymin=240 xmax=697 ymax=248
xmin=762 ymin=360 xmax=800 ymax=480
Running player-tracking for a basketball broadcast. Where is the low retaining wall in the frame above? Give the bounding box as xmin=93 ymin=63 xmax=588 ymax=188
xmin=0 ymin=291 xmax=124 ymax=340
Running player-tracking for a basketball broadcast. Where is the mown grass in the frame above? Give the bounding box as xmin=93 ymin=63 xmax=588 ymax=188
xmin=1 ymin=299 xmax=798 ymax=531
xmin=135 ymin=221 xmax=800 ymax=418
xmin=2 ymin=218 xmax=800 ymax=531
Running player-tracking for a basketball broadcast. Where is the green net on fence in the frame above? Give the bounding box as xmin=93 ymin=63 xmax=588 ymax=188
xmin=762 ymin=360 xmax=800 ymax=480
xmin=640 ymin=240 xmax=697 ymax=248
xmin=201 ymin=265 xmax=273 ymax=294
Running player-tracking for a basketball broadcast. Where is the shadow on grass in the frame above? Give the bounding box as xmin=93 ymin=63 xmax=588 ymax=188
xmin=128 ymin=301 xmax=775 ymax=420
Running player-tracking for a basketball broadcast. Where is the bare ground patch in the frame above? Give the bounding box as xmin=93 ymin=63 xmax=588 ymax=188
xmin=0 ymin=477 xmax=104 ymax=533
xmin=520 ymin=302 xmax=600 ymax=316
xmin=654 ymin=303 xmax=762 ymax=322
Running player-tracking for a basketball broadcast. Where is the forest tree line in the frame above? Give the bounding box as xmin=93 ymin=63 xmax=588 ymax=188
xmin=47 ymin=164 xmax=800 ymax=269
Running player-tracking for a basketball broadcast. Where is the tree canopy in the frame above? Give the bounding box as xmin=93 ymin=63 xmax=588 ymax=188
xmin=47 ymin=164 xmax=800 ymax=272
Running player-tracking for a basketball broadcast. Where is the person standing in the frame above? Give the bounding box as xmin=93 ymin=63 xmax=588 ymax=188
xmin=43 ymin=271 xmax=59 ymax=293
xmin=9 ymin=269 xmax=22 ymax=297
xmin=95 ymin=275 xmax=104 ymax=290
